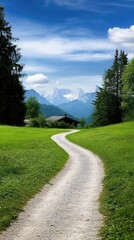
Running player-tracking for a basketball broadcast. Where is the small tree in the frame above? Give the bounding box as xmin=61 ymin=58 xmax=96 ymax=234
xmin=0 ymin=6 xmax=26 ymax=125
xmin=26 ymin=97 xmax=40 ymax=119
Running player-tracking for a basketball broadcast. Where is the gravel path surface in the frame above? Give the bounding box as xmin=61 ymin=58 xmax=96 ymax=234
xmin=0 ymin=130 xmax=104 ymax=240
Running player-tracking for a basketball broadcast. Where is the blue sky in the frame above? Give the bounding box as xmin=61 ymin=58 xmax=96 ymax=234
xmin=1 ymin=0 xmax=134 ymax=93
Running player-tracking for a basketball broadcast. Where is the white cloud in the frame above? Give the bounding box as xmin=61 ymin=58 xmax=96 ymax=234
xmin=23 ymin=72 xmax=102 ymax=93
xmin=11 ymin=16 xmax=119 ymax=63
xmin=108 ymin=25 xmax=134 ymax=48
xmin=19 ymin=37 xmax=115 ymax=61
xmin=65 ymin=53 xmax=113 ymax=61
xmin=26 ymin=74 xmax=48 ymax=84
xmin=24 ymin=65 xmax=56 ymax=73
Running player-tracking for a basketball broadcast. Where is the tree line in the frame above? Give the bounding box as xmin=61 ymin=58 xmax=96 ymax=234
xmin=92 ymin=50 xmax=134 ymax=126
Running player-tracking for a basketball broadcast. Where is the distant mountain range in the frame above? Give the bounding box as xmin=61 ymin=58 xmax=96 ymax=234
xmin=25 ymin=88 xmax=96 ymax=120
xmin=41 ymin=88 xmax=85 ymax=106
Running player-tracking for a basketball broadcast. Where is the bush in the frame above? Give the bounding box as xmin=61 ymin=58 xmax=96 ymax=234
xmin=30 ymin=115 xmax=46 ymax=128
xmin=38 ymin=114 xmax=46 ymax=127
xmin=30 ymin=118 xmax=40 ymax=127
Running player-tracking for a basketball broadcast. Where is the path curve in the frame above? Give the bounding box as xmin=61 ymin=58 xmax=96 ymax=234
xmin=0 ymin=130 xmax=104 ymax=240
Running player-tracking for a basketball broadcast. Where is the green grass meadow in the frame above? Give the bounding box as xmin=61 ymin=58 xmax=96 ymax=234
xmin=67 ymin=121 xmax=134 ymax=240
xmin=0 ymin=126 xmax=68 ymax=231
xmin=0 ymin=123 xmax=133 ymax=239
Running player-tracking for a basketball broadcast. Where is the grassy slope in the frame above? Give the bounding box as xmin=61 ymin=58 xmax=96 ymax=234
xmin=0 ymin=126 xmax=68 ymax=231
xmin=67 ymin=122 xmax=134 ymax=240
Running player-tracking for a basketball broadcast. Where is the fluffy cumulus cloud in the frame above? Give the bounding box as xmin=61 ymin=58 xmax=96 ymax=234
xmin=108 ymin=25 xmax=134 ymax=48
xmin=26 ymin=74 xmax=48 ymax=85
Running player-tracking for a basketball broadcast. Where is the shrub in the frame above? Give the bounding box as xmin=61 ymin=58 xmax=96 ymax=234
xmin=29 ymin=115 xmax=46 ymax=128
xmin=38 ymin=114 xmax=46 ymax=127
xmin=30 ymin=118 xmax=40 ymax=127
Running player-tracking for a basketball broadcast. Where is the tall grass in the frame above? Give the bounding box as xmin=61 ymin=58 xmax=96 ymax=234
xmin=0 ymin=126 xmax=68 ymax=231
xmin=67 ymin=122 xmax=134 ymax=240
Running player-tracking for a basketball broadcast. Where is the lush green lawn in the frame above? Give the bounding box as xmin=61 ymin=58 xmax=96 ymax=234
xmin=0 ymin=126 xmax=68 ymax=231
xmin=67 ymin=122 xmax=134 ymax=240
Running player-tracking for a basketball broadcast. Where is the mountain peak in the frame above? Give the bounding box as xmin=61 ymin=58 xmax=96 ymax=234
xmin=41 ymin=88 xmax=85 ymax=105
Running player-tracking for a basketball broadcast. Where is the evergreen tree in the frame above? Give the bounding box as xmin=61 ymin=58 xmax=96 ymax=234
xmin=0 ymin=6 xmax=26 ymax=126
xmin=104 ymin=50 xmax=128 ymax=122
xmin=92 ymin=50 xmax=128 ymax=126
xmin=92 ymin=87 xmax=117 ymax=126
xmin=121 ymin=58 xmax=134 ymax=120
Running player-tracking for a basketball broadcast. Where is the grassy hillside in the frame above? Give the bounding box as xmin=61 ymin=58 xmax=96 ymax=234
xmin=67 ymin=122 xmax=134 ymax=240
xmin=0 ymin=126 xmax=68 ymax=231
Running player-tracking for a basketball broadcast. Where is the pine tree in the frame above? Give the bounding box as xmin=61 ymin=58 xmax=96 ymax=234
xmin=0 ymin=6 xmax=26 ymax=126
xmin=104 ymin=50 xmax=128 ymax=122
xmin=92 ymin=50 xmax=128 ymax=126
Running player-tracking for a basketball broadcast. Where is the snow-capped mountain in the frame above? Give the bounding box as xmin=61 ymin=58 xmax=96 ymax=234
xmin=41 ymin=88 xmax=85 ymax=105
xmin=64 ymin=88 xmax=84 ymax=101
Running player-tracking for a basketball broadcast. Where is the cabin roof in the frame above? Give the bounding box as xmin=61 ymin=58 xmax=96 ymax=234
xmin=46 ymin=116 xmax=66 ymax=121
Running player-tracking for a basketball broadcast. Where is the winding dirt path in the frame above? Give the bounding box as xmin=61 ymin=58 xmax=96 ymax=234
xmin=0 ymin=130 xmax=104 ymax=240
